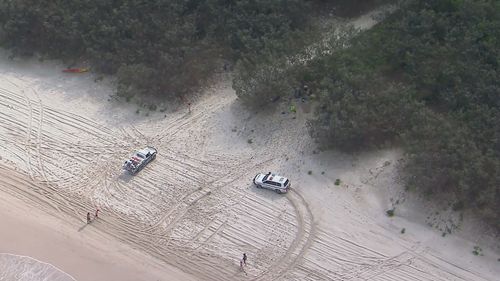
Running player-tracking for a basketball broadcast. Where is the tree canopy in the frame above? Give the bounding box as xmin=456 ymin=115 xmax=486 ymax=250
xmin=0 ymin=0 xmax=311 ymax=99
xmin=306 ymin=0 xmax=500 ymax=228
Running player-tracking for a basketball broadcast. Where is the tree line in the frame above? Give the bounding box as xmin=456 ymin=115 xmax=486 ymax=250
xmin=0 ymin=0 xmax=312 ymax=100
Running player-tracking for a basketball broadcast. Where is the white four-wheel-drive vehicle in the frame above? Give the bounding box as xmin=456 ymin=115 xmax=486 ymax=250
xmin=123 ymin=146 xmax=157 ymax=174
xmin=253 ymin=172 xmax=291 ymax=193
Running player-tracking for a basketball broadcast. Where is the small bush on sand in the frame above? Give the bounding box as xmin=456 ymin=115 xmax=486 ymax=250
xmin=335 ymin=179 xmax=341 ymax=185
xmin=386 ymin=209 xmax=395 ymax=217
xmin=472 ymin=246 xmax=483 ymax=256
xmin=308 ymin=170 xmax=312 ymax=175
xmin=401 ymin=228 xmax=405 ymax=234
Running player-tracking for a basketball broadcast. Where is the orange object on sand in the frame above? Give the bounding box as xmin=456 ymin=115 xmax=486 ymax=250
xmin=62 ymin=68 xmax=89 ymax=73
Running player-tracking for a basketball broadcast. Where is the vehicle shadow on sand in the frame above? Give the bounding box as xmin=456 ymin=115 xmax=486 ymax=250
xmin=118 ymin=172 xmax=133 ymax=183
xmin=248 ymin=184 xmax=289 ymax=202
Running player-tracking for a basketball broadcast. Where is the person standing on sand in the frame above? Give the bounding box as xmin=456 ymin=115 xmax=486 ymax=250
xmin=243 ymin=253 xmax=247 ymax=265
xmin=240 ymin=259 xmax=247 ymax=275
xmin=87 ymin=212 xmax=91 ymax=224
xmin=95 ymin=208 xmax=99 ymax=219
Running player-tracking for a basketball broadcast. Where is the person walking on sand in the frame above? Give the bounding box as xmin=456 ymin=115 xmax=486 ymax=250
xmin=242 ymin=253 xmax=247 ymax=265
xmin=95 ymin=208 xmax=100 ymax=219
xmin=240 ymin=259 xmax=247 ymax=275
xmin=87 ymin=212 xmax=91 ymax=224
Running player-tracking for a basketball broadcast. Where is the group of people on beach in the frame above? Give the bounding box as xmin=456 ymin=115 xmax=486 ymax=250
xmin=85 ymin=210 xmax=250 ymax=275
xmin=86 ymin=209 xmax=99 ymax=224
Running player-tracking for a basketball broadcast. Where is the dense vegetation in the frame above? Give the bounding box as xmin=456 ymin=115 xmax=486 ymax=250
xmin=234 ymin=0 xmax=499 ymax=229
xmin=0 ymin=0 xmax=498 ymax=229
xmin=304 ymin=0 xmax=499 ymax=228
xmin=0 ymin=0 xmax=311 ymax=101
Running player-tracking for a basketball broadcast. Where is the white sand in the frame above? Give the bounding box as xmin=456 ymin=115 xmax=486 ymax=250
xmin=0 ymin=9 xmax=499 ymax=281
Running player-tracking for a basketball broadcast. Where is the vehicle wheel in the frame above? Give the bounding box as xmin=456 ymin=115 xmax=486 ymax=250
xmin=152 ymin=154 xmax=156 ymax=160
xmin=275 ymin=189 xmax=281 ymax=194
xmin=256 ymin=184 xmax=263 ymax=189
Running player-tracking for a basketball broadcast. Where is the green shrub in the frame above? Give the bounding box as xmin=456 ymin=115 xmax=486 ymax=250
xmin=386 ymin=209 xmax=395 ymax=217
xmin=472 ymin=246 xmax=483 ymax=256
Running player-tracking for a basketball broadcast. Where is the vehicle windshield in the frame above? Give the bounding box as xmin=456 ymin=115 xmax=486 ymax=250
xmin=136 ymin=153 xmax=145 ymax=159
xmin=263 ymin=174 xmax=270 ymax=181
xmin=284 ymin=180 xmax=289 ymax=187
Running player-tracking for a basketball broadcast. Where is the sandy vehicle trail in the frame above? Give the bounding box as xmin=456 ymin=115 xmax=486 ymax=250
xmin=1 ymin=58 xmax=499 ymax=280
xmin=0 ymin=9 xmax=499 ymax=281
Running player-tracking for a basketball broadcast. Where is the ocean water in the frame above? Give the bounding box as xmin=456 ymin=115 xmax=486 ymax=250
xmin=0 ymin=253 xmax=76 ymax=281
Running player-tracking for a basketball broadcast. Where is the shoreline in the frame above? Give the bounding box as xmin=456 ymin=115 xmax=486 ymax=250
xmin=0 ymin=167 xmax=195 ymax=281
xmin=0 ymin=253 xmax=76 ymax=281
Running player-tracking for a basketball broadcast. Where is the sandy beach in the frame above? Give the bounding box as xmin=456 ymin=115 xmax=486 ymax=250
xmin=0 ymin=9 xmax=499 ymax=281
xmin=0 ymin=181 xmax=192 ymax=281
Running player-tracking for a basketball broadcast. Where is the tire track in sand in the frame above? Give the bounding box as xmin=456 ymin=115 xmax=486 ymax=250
xmin=251 ymin=189 xmax=315 ymax=281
